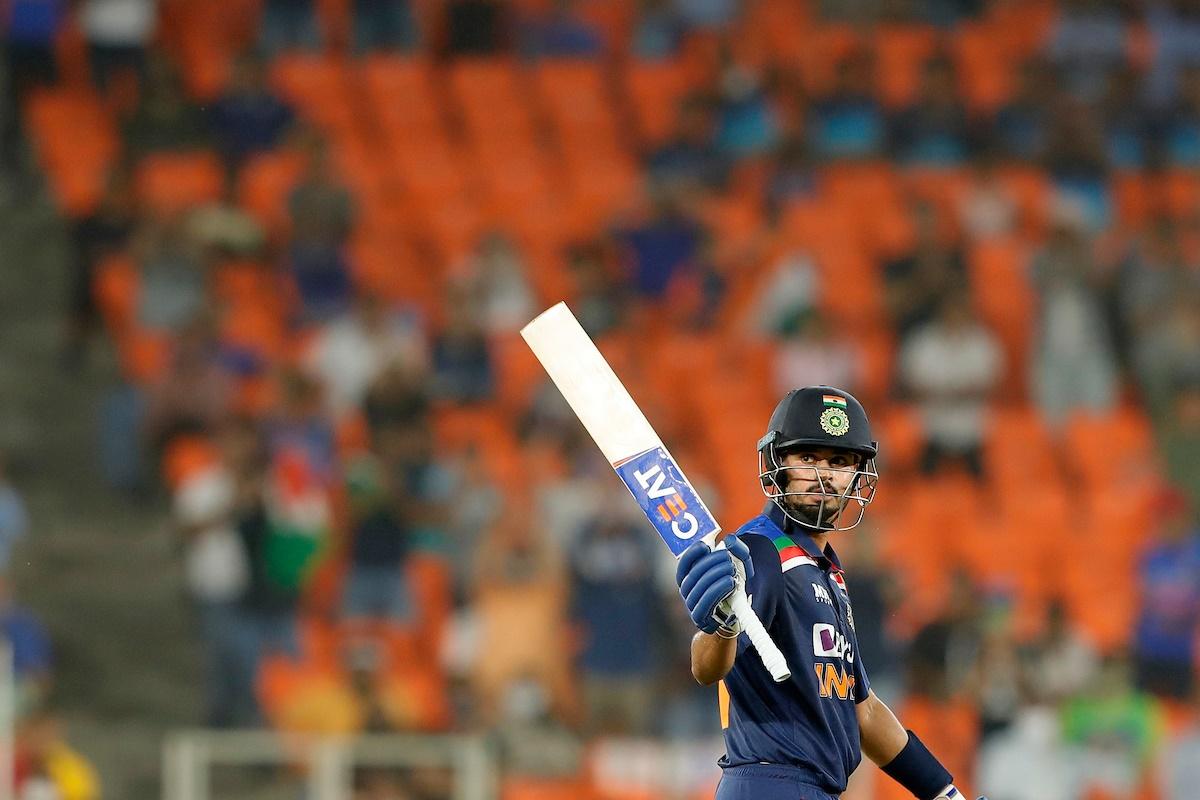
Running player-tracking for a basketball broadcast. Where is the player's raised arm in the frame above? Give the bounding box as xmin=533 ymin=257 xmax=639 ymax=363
xmin=675 ymin=537 xmax=755 ymax=684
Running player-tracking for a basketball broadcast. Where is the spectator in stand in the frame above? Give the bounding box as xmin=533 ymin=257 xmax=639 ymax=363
xmin=143 ymin=314 xmax=235 ymax=453
xmin=1122 ymin=232 xmax=1200 ymax=408
xmin=1029 ymin=199 xmax=1120 ymax=423
xmin=0 ymin=577 xmax=52 ymax=718
xmin=569 ymin=498 xmax=663 ymax=736
xmin=286 ymin=134 xmax=357 ymax=322
xmin=0 ymin=453 xmax=29 ymax=573
xmin=1 ymin=0 xmax=66 ymax=174
xmin=1132 ymin=487 xmax=1200 ymax=700
xmin=991 ymin=58 xmax=1061 ymax=162
xmin=121 ymin=54 xmax=209 ymax=157
xmin=353 ymin=0 xmax=418 ymax=53
xmin=363 ymin=358 xmax=431 ymax=432
xmin=1160 ymin=374 xmax=1200 ymax=510
xmin=808 ymin=50 xmax=886 ymax=160
xmin=339 ymin=423 xmax=414 ymax=683
xmin=443 ymin=0 xmax=510 ymax=56
xmin=1046 ymin=0 xmax=1129 ymax=103
xmin=956 ymin=151 xmax=1020 ymax=242
xmin=907 ymin=569 xmax=983 ymax=701
xmin=1043 ymin=100 xmax=1112 ymax=229
xmin=14 ymin=710 xmax=100 ymax=800
xmin=208 ymin=52 xmax=295 ymax=173
xmin=305 ymin=294 xmax=427 ymax=420
xmin=171 ymin=416 xmax=256 ymax=727
xmin=471 ymin=499 xmax=572 ymax=727
xmin=452 ymin=232 xmax=535 ymax=336
xmin=64 ymin=168 xmax=136 ymax=366
xmin=437 ymin=444 xmax=502 ymax=604
xmin=80 ymin=0 xmax=156 ymax=92
xmin=1021 ymin=600 xmax=1098 ymax=706
xmin=899 ymin=289 xmax=1003 ymax=478
xmin=968 ymin=613 xmax=1028 ymax=745
xmin=566 ymin=241 xmax=628 ymax=338
xmin=534 ymin=438 xmax=606 ymax=554
xmin=1145 ymin=0 xmax=1200 ymax=109
xmin=385 ymin=422 xmax=453 ymax=555
xmin=615 ymin=183 xmax=706 ymax=301
xmin=647 ymin=95 xmax=729 ymax=191
xmin=133 ymin=212 xmax=207 ymax=336
xmin=1061 ymin=655 xmax=1164 ymax=799
xmin=770 ymin=310 xmax=863 ymax=400
xmin=765 ymin=136 xmax=820 ymax=220
xmin=713 ymin=59 xmax=779 ymax=158
xmin=1099 ymin=65 xmax=1153 ymax=170
xmin=519 ymin=0 xmax=604 ymax=58
xmin=259 ymin=0 xmax=322 ymax=55
xmin=1164 ymin=692 xmax=1200 ymax=800
xmin=1158 ymin=65 xmax=1200 ymax=166
xmin=883 ymin=201 xmax=966 ymax=340
xmin=888 ymin=55 xmax=976 ymax=166
xmin=741 ymin=243 xmax=819 ymax=337
xmin=431 ymin=285 xmax=494 ymax=404
xmin=674 ymin=0 xmax=737 ymax=30
xmin=631 ymin=0 xmax=687 ymax=59
xmin=837 ymin=523 xmax=902 ymax=702
xmin=266 ymin=367 xmax=337 ymax=483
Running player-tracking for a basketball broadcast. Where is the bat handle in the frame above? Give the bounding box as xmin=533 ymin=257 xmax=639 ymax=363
xmin=728 ymin=586 xmax=791 ymax=682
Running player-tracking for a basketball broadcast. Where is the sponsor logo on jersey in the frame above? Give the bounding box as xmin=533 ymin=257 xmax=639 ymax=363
xmin=814 ymin=662 xmax=856 ymax=700
xmin=813 ymin=623 xmax=854 ymax=663
xmin=813 ymin=583 xmax=834 ymax=605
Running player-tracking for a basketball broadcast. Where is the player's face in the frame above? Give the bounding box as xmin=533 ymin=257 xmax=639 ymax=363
xmin=777 ymin=447 xmax=860 ymax=526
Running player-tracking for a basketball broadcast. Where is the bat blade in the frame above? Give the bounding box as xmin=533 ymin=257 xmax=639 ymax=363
xmin=522 ymin=302 xmax=792 ymax=682
xmin=520 ymin=302 xmax=718 ymax=556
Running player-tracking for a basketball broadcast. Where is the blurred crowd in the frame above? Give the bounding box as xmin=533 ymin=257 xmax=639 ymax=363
xmin=3 ymin=0 xmax=1200 ymax=798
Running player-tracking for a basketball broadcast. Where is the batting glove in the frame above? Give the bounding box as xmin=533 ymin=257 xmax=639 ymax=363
xmin=676 ymin=538 xmax=754 ymax=636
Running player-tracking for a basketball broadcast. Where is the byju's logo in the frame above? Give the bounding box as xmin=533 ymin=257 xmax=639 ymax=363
xmin=812 ymin=623 xmax=854 ymax=663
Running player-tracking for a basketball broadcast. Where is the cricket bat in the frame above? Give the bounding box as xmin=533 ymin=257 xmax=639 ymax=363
xmin=521 ymin=302 xmax=791 ymax=682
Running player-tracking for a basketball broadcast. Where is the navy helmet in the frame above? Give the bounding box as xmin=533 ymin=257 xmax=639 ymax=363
xmin=757 ymin=386 xmax=879 ymax=532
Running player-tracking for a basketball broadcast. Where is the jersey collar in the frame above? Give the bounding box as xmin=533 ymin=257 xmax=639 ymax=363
xmin=764 ymin=502 xmax=844 ymax=572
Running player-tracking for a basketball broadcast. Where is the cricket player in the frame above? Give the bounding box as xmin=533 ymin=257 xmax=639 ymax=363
xmin=676 ymin=386 xmax=983 ymax=800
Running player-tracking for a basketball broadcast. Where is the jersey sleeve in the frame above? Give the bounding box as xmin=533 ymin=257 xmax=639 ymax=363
xmin=737 ymin=531 xmax=783 ymax=632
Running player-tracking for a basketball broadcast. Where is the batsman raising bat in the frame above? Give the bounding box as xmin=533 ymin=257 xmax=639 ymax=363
xmin=679 ymin=386 xmax=984 ymax=800
xmin=521 ymin=304 xmax=984 ymax=800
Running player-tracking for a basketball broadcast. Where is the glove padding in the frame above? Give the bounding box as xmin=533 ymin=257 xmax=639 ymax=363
xmin=675 ymin=538 xmax=754 ymax=635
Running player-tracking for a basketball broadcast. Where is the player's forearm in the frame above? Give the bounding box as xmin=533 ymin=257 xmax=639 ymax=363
xmin=690 ymin=630 xmax=737 ymax=685
xmin=858 ymin=692 xmax=910 ymax=766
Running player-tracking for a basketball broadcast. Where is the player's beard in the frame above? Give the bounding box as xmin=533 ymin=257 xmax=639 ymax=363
xmin=784 ymin=492 xmax=844 ymax=528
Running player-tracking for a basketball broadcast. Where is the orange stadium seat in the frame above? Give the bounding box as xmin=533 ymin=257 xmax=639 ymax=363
xmin=1063 ymin=408 xmax=1157 ymax=489
xmin=135 ymin=152 xmax=225 ymax=214
xmin=873 ymin=404 xmax=924 ymax=473
xmin=984 ymin=404 xmax=1063 ymax=490
xmin=874 ymin=25 xmax=939 ymax=109
xmin=951 ymin=23 xmax=1015 ymax=113
xmin=1112 ymin=170 xmax=1155 ymax=229
xmin=238 ymin=149 xmax=305 ymax=232
xmin=793 ymin=24 xmax=861 ymax=96
xmin=535 ymin=60 xmax=620 ymax=152
xmin=997 ymin=165 xmax=1051 ymax=235
xmin=623 ymin=60 xmax=696 ymax=148
xmin=92 ymin=253 xmax=139 ymax=337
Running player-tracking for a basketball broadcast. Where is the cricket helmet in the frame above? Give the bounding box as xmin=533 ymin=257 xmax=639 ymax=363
xmin=757 ymin=386 xmax=879 ymax=532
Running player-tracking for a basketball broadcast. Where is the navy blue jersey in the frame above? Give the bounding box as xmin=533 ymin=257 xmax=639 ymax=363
xmin=717 ymin=503 xmax=871 ymax=795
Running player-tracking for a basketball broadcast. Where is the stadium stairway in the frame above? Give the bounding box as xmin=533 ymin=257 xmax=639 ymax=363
xmin=0 ymin=185 xmax=202 ymax=798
